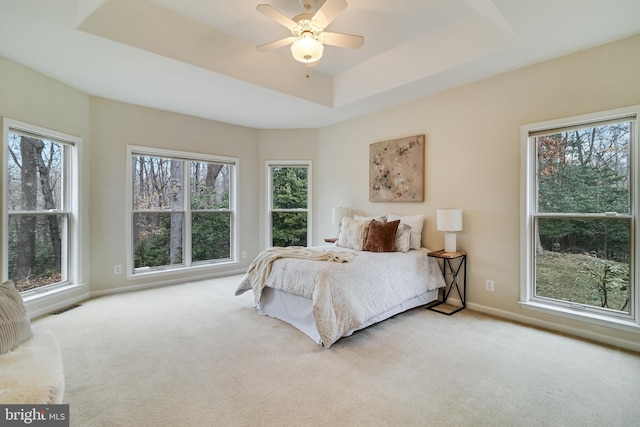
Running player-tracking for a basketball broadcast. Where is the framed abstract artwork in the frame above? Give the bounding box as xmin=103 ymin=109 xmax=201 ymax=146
xmin=369 ymin=134 xmax=424 ymax=202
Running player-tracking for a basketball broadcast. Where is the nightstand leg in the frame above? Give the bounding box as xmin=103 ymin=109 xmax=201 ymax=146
xmin=428 ymin=254 xmax=466 ymax=315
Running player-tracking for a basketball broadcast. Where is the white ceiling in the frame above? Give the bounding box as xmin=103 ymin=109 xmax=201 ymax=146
xmin=0 ymin=0 xmax=639 ymax=129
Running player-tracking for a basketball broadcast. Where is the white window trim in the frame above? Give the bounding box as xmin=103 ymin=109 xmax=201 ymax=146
xmin=265 ymin=160 xmax=312 ymax=249
xmin=125 ymin=145 xmax=239 ymax=279
xmin=520 ymin=105 xmax=640 ymax=334
xmin=2 ymin=118 xmax=87 ymax=316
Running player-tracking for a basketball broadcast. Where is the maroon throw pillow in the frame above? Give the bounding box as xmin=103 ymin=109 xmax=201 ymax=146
xmin=363 ymin=219 xmax=400 ymax=252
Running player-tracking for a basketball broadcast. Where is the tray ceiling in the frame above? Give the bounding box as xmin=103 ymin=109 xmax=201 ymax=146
xmin=0 ymin=0 xmax=639 ymax=128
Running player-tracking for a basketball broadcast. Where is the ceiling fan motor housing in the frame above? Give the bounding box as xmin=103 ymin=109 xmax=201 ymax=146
xmin=299 ymin=0 xmax=316 ymax=11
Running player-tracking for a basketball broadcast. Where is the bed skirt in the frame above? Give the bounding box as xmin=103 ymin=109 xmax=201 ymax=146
xmin=258 ymin=287 xmax=439 ymax=345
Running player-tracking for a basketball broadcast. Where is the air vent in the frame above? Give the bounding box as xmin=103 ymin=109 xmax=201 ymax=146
xmin=53 ymin=304 xmax=82 ymax=315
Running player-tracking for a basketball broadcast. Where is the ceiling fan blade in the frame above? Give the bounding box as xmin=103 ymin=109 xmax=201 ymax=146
xmin=256 ymin=4 xmax=298 ymax=30
xmin=312 ymin=0 xmax=347 ymax=29
xmin=256 ymin=36 xmax=297 ymax=51
xmin=320 ymin=32 xmax=364 ymax=49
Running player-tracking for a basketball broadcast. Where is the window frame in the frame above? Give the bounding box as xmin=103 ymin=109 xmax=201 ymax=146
xmin=520 ymin=105 xmax=640 ymax=333
xmin=266 ymin=160 xmax=312 ymax=248
xmin=2 ymin=118 xmax=85 ymax=306
xmin=126 ymin=145 xmax=238 ymax=278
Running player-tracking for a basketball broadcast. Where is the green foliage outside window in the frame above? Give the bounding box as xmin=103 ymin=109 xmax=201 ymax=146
xmin=271 ymin=166 xmax=308 ymax=247
xmin=272 ymin=212 xmax=307 ymax=247
xmin=6 ymin=133 xmax=67 ymax=291
xmin=192 ymin=212 xmax=231 ymax=262
xmin=132 ymin=156 xmax=233 ymax=270
xmin=534 ymin=123 xmax=631 ymax=313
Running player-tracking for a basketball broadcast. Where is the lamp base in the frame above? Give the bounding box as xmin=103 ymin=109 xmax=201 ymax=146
xmin=444 ymin=232 xmax=457 ymax=253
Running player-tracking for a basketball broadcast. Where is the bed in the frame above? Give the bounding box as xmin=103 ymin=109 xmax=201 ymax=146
xmin=235 ymin=215 xmax=446 ymax=347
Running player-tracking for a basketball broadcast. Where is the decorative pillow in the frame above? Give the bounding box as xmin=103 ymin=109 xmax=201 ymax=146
xmin=394 ymin=223 xmax=412 ymax=253
xmin=363 ymin=220 xmax=400 ymax=252
xmin=387 ymin=214 xmax=425 ymax=249
xmin=353 ymin=214 xmax=386 ymax=223
xmin=0 ymin=281 xmax=33 ymax=354
xmin=337 ymin=217 xmax=371 ymax=250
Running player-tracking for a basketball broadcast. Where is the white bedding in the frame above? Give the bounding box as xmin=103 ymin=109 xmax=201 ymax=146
xmin=236 ymin=246 xmax=446 ymax=347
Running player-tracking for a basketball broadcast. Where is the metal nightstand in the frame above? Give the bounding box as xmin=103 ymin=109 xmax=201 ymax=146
xmin=427 ymin=250 xmax=467 ymax=315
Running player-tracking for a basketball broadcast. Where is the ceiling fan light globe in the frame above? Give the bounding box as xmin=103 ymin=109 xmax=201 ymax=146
xmin=291 ymin=36 xmax=323 ymax=63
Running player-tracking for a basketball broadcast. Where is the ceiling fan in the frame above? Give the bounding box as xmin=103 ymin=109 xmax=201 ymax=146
xmin=256 ymin=0 xmax=364 ymax=66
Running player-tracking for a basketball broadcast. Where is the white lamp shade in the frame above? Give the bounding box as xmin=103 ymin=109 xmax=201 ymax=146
xmin=332 ymin=207 xmax=351 ymax=224
xmin=437 ymin=208 xmax=463 ymax=232
xmin=291 ymin=35 xmax=323 ymax=63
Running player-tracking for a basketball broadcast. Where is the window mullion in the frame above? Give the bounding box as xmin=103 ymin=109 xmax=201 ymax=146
xmin=183 ymin=159 xmax=192 ymax=267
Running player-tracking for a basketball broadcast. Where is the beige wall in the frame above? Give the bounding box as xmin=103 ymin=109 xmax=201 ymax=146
xmin=0 ymin=56 xmax=92 ymax=314
xmin=88 ymin=98 xmax=260 ymax=293
xmin=0 ymin=57 xmax=91 ymax=137
xmin=316 ymin=34 xmax=640 ymax=349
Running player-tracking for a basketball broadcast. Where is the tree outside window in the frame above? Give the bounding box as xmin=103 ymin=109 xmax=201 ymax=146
xmin=130 ymin=148 xmax=236 ymax=273
xmin=5 ymin=131 xmax=70 ymax=292
xmin=527 ymin=115 xmax=634 ymax=318
xmin=268 ymin=163 xmax=310 ymax=247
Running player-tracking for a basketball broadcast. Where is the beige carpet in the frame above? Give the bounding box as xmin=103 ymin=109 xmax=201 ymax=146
xmin=33 ymin=275 xmax=640 ymax=426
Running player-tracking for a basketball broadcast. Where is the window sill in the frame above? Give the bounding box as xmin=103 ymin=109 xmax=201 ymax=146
xmin=519 ymin=301 xmax=640 ymax=334
xmin=23 ymin=282 xmax=89 ymax=319
xmin=22 ymin=281 xmax=85 ymax=300
xmin=126 ymin=260 xmax=240 ymax=280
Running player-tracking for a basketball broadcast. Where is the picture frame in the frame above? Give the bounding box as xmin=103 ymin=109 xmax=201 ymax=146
xmin=369 ymin=134 xmax=424 ymax=202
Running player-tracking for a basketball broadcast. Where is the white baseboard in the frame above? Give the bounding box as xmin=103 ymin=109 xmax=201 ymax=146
xmin=464 ymin=300 xmax=640 ymax=353
xmin=90 ymin=268 xmax=246 ymax=298
xmin=24 ymin=283 xmax=90 ymax=320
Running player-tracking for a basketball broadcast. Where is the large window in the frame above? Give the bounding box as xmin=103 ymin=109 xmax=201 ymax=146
xmin=522 ymin=106 xmax=639 ymax=329
xmin=267 ymin=162 xmax=311 ymax=247
xmin=128 ymin=146 xmax=237 ymax=275
xmin=3 ymin=119 xmax=80 ymax=293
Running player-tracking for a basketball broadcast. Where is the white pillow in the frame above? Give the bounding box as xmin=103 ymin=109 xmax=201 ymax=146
xmin=337 ymin=217 xmax=371 ymax=250
xmin=0 ymin=281 xmax=33 ymax=354
xmin=394 ymin=223 xmax=411 ymax=253
xmin=387 ymin=214 xmax=424 ymax=249
xmin=353 ymin=214 xmax=386 ymax=223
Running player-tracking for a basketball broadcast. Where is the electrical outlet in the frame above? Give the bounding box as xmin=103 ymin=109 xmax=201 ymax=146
xmin=485 ymin=279 xmax=494 ymax=292
xmin=241 ymin=251 xmax=247 ymax=259
xmin=113 ymin=265 xmax=122 ymax=275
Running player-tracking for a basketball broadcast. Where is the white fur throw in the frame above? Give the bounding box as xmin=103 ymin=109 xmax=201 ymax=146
xmin=0 ymin=329 xmax=65 ymax=404
xmin=237 ymin=246 xmax=355 ymax=304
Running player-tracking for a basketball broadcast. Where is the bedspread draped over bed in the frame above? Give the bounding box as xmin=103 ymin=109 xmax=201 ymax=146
xmin=236 ymin=246 xmax=446 ymax=347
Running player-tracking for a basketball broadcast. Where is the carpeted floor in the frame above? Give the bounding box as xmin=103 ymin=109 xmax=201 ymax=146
xmin=33 ymin=275 xmax=640 ymax=426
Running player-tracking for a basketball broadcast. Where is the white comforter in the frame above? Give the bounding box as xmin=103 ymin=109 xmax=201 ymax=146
xmin=236 ymin=247 xmax=446 ymax=347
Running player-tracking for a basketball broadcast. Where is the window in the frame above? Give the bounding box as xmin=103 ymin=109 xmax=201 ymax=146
xmin=521 ymin=106 xmax=639 ymax=329
xmin=2 ymin=119 xmax=81 ymax=293
xmin=127 ymin=146 xmax=237 ymax=275
xmin=267 ymin=162 xmax=311 ymax=247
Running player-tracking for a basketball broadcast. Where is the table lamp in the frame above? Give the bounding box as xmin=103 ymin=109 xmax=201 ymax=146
xmin=437 ymin=208 xmax=463 ymax=253
xmin=332 ymin=207 xmax=351 ymax=236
